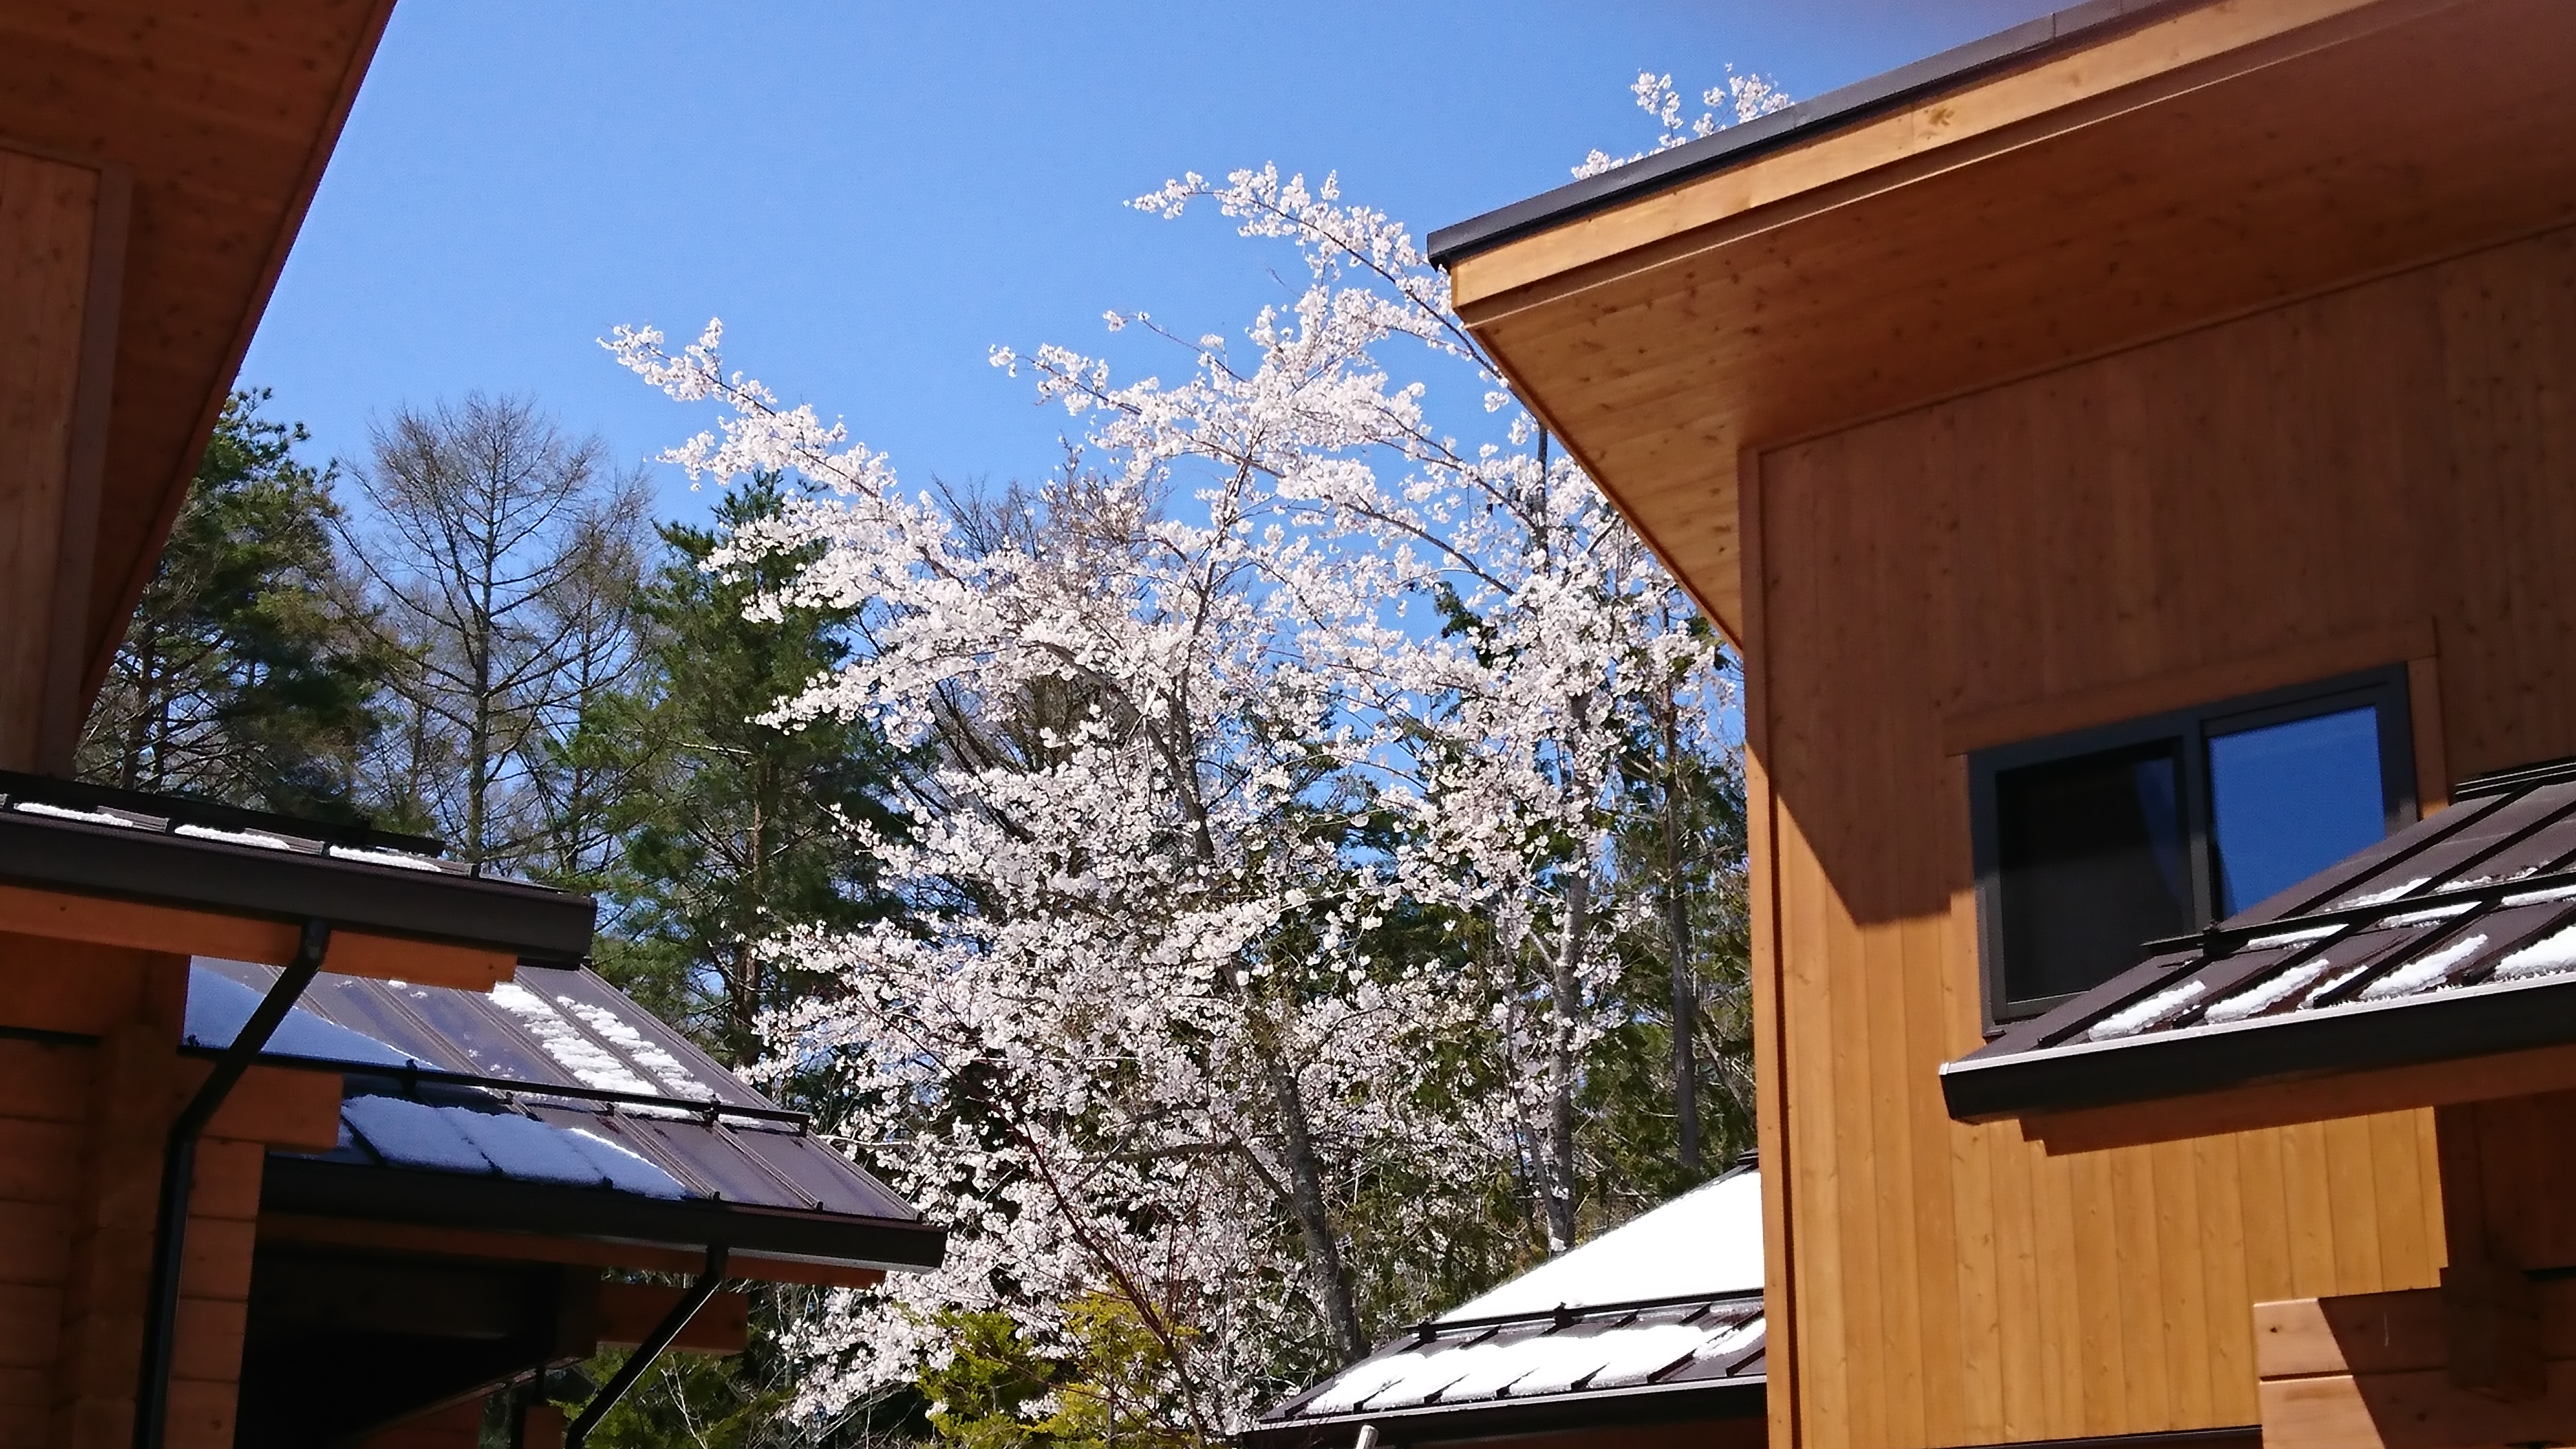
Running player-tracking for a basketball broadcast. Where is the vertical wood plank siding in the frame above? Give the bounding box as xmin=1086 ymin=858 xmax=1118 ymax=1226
xmin=1751 ymin=223 xmax=2576 ymax=1449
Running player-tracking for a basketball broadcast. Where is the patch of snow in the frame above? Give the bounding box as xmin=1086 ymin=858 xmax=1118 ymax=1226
xmin=2359 ymin=933 xmax=2491 ymax=1001
xmin=2245 ymin=924 xmax=2343 ymax=949
xmin=557 ymin=998 xmax=716 ymax=1101
xmin=343 ymin=1093 xmax=489 ymax=1174
xmin=2086 ymin=979 xmax=2206 ymax=1040
xmin=1439 ymin=1168 xmax=1762 ymax=1320
xmin=564 ymin=1126 xmax=688 ymax=1197
xmin=2493 ymin=924 xmax=2576 ymax=982
xmin=1303 ymin=1351 xmax=1433 ymax=1415
xmin=174 ymin=823 xmax=294 ymax=849
xmin=2204 ymin=959 xmax=2337 ymax=1024
xmin=327 ymin=843 xmax=445 ymax=872
xmin=1587 ymin=1321 xmax=1732 ymax=1388
xmin=2333 ymin=877 xmax=2430 ymax=910
xmin=14 ymin=801 xmax=141 ymax=828
xmin=489 ymin=981 xmax=662 ymax=1095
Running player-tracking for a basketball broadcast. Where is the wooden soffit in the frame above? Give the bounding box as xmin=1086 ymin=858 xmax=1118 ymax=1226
xmin=0 ymin=0 xmax=397 ymax=700
xmin=1442 ymin=0 xmax=2576 ymax=644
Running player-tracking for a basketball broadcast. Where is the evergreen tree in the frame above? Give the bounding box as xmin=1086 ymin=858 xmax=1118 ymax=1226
xmin=597 ymin=473 xmax=912 ymax=1069
xmin=78 ymin=389 xmax=389 ymax=818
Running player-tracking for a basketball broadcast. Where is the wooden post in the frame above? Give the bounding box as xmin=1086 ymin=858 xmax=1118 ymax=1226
xmin=0 ymin=142 xmax=127 ymax=774
xmin=2434 ymin=1102 xmax=2544 ymax=1401
xmin=48 ymin=957 xmax=186 ymax=1449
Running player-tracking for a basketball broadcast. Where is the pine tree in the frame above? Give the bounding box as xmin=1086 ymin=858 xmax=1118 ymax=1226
xmin=78 ymin=389 xmax=390 ymax=818
xmin=596 ymin=472 xmax=911 ymax=1069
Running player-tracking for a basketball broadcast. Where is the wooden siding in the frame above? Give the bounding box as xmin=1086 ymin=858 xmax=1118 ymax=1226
xmin=0 ymin=0 xmax=394 ymax=708
xmin=1452 ymin=0 xmax=2576 ymax=651
xmin=1748 ymin=222 xmax=2576 ymax=1449
xmin=0 ymin=939 xmax=320 ymax=1449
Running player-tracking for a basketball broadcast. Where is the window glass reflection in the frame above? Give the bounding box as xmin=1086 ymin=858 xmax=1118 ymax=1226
xmin=2208 ymin=706 xmax=2387 ymax=915
xmin=1995 ymin=740 xmax=2193 ymax=1004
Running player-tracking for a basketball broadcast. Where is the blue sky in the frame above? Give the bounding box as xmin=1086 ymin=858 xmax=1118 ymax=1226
xmin=241 ymin=1 xmax=2063 ymax=521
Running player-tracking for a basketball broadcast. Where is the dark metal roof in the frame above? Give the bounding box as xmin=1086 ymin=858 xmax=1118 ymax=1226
xmin=1943 ymin=761 xmax=2576 ymax=1123
xmin=1424 ymin=0 xmax=2190 ymax=268
xmin=1248 ymin=1167 xmax=1766 ymax=1448
xmin=0 ymin=773 xmax=592 ymax=963
xmin=189 ymin=960 xmax=944 ymax=1272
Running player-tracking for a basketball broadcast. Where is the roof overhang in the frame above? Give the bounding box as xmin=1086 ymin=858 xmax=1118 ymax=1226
xmin=1430 ymin=0 xmax=2576 ymax=644
xmin=258 ymin=1157 xmax=948 ymax=1277
xmin=1943 ymin=764 xmax=2576 ymax=1153
xmin=0 ymin=777 xmax=594 ymax=986
xmin=0 ymin=0 xmax=397 ymax=703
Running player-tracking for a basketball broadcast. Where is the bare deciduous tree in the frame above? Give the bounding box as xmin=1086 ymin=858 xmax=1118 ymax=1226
xmin=340 ymin=392 xmax=650 ymax=872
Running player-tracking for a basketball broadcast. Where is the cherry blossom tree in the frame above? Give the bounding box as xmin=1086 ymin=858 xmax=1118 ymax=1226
xmin=610 ymin=142 xmax=1750 ymax=1438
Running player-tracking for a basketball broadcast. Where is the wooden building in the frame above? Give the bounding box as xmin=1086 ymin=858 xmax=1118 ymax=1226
xmin=0 ymin=5 xmax=945 ymax=1447
xmin=1426 ymin=3 xmax=2576 ymax=1449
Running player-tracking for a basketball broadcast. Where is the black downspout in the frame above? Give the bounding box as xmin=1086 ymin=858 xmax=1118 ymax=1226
xmin=132 ymin=918 xmax=331 ymax=1449
xmin=567 ymin=1244 xmax=730 ymax=1449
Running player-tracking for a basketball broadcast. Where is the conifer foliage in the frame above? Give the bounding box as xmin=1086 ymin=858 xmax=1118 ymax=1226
xmin=80 ymin=389 xmax=390 ymax=818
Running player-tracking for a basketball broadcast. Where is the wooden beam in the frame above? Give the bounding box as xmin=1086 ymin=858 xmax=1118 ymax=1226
xmin=2257 ymin=1279 xmax=2576 ymax=1446
xmin=596 ymin=1283 xmax=749 ymax=1355
xmin=255 ymin=1215 xmax=891 ymax=1291
xmin=2019 ymin=1041 xmax=2576 ymax=1155
xmin=0 ymin=883 xmax=515 ymax=991
xmin=37 ymin=159 xmax=124 ymax=774
xmin=176 ymin=1060 xmax=341 ymax=1153
xmin=0 ymin=144 xmax=105 ymax=771
xmin=1448 ymin=0 xmax=2443 ymax=315
xmin=2261 ymin=1360 xmax=2576 ymax=1449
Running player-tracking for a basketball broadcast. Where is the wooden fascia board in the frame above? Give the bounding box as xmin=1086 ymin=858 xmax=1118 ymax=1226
xmin=1448 ymin=0 xmax=2430 ymax=322
xmin=2017 ymin=1040 xmax=2576 ymax=1155
xmin=0 ymin=881 xmax=515 ymax=991
xmin=80 ymin=0 xmax=401 ymax=706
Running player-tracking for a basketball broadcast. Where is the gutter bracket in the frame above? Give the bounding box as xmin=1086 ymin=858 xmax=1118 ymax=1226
xmin=568 ymin=1243 xmax=731 ymax=1449
xmin=133 ymin=917 xmax=332 ymax=1449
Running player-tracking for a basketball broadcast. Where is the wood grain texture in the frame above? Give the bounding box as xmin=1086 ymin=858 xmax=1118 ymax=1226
xmin=0 ymin=145 xmax=99 ymax=770
xmin=0 ymin=0 xmax=398 ymax=709
xmin=1448 ymin=0 xmax=2410 ymax=309
xmin=2257 ymin=1281 xmax=2576 ymax=1449
xmin=1458 ymin=0 xmax=2576 ymax=649
xmin=1748 ymin=221 xmax=2576 ymax=1449
xmin=0 ymin=883 xmax=517 ymax=991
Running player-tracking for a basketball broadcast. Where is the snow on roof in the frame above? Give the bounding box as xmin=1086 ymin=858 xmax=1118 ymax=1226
xmin=1438 ymin=1165 xmax=1764 ymax=1321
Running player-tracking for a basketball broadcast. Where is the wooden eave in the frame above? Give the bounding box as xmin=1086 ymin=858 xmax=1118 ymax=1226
xmin=1436 ymin=0 xmax=2576 ymax=645
xmin=0 ymin=0 xmax=398 ymax=702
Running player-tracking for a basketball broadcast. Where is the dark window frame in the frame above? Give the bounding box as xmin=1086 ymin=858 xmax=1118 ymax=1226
xmin=1969 ymin=666 xmax=2417 ymax=1030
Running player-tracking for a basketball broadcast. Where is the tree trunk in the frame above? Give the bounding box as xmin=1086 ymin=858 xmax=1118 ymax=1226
xmin=1662 ymin=690 xmax=1702 ymax=1173
xmin=1546 ymin=869 xmax=1589 ymax=1253
xmin=1256 ymin=1032 xmax=1368 ymax=1363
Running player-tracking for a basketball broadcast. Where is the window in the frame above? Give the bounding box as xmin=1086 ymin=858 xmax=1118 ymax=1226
xmin=1970 ymin=668 xmax=2416 ymax=1024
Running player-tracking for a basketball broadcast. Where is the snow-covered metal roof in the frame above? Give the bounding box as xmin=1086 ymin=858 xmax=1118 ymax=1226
xmin=186 ymin=959 xmax=943 ymax=1271
xmin=1944 ymin=759 xmax=2576 ymax=1123
xmin=1438 ymin=1168 xmax=1763 ymax=1320
xmin=1251 ymin=1166 xmax=1766 ymax=1447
